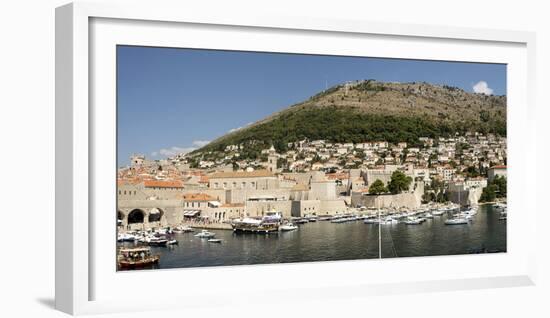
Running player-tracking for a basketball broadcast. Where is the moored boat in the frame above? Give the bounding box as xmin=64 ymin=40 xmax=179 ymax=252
xmin=232 ymin=217 xmax=279 ymax=234
xmin=167 ymin=239 xmax=178 ymax=245
xmin=147 ymin=237 xmax=168 ymax=246
xmin=445 ymin=217 xmax=468 ymax=225
xmin=117 ymin=247 xmax=159 ymax=269
xmin=194 ymin=230 xmax=216 ymax=238
xmin=280 ymin=223 xmax=298 ymax=231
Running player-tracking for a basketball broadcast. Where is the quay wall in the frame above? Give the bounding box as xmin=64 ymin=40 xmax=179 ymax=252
xmin=118 ymin=199 xmax=184 ymax=230
xmin=448 ymin=187 xmax=483 ymax=206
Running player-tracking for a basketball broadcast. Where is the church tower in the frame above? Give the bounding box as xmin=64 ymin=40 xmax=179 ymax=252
xmin=267 ymin=145 xmax=278 ymax=173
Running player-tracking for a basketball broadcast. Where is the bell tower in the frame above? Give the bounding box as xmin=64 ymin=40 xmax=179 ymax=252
xmin=267 ymin=145 xmax=278 ymax=173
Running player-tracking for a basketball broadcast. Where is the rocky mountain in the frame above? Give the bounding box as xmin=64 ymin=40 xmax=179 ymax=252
xmin=191 ymin=80 xmax=506 ymax=158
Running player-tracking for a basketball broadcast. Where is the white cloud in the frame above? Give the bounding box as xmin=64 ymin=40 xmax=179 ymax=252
xmin=473 ymin=81 xmax=494 ymax=95
xmin=158 ymin=146 xmax=196 ymax=157
xmin=153 ymin=140 xmax=210 ymax=158
xmin=192 ymin=140 xmax=210 ymax=147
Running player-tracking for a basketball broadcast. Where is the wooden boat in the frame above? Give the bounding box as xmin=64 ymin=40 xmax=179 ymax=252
xmin=117 ymin=247 xmax=159 ymax=269
xmin=232 ymin=219 xmax=279 ymax=234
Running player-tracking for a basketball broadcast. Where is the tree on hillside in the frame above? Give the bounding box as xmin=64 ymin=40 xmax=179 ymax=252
xmin=479 ymin=184 xmax=497 ymax=202
xmin=368 ymin=179 xmax=387 ymax=195
xmin=492 ymin=175 xmax=507 ymax=197
xmin=387 ymin=171 xmax=413 ymax=194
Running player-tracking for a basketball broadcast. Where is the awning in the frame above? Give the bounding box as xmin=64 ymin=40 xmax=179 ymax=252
xmin=183 ymin=210 xmax=200 ymax=217
xmin=208 ymin=201 xmax=221 ymax=207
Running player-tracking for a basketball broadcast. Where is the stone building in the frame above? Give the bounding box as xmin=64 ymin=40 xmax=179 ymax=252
xmin=208 ymin=170 xmax=278 ymax=190
xmin=488 ymin=165 xmax=507 ymax=182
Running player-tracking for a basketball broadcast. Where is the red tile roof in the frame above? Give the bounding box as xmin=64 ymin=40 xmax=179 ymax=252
xmin=143 ymin=180 xmax=184 ymax=188
xmin=210 ymin=170 xmax=274 ymax=179
xmin=183 ymin=193 xmax=215 ymax=201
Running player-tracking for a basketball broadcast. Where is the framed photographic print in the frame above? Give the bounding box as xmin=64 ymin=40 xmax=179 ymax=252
xmin=56 ymin=1 xmax=537 ymax=315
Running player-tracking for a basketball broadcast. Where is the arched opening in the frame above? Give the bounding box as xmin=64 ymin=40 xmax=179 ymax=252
xmin=117 ymin=211 xmax=125 ymax=225
xmin=148 ymin=208 xmax=163 ymax=223
xmin=128 ymin=209 xmax=145 ymax=224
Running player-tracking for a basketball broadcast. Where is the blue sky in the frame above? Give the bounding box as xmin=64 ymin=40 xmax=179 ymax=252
xmin=117 ymin=45 xmax=506 ymax=166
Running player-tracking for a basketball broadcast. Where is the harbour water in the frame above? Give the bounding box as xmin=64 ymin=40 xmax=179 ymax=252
xmin=118 ymin=205 xmax=506 ymax=270
xmin=381 ymin=204 xmax=506 ymax=258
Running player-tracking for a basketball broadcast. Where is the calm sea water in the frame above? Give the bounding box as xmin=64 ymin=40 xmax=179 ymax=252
xmin=118 ymin=204 xmax=506 ymax=270
xmin=381 ymin=205 xmax=506 ymax=258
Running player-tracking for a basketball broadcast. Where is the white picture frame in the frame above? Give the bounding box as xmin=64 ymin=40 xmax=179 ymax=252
xmin=55 ymin=1 xmax=537 ymax=315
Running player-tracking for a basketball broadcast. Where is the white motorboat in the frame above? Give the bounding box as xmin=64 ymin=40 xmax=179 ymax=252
xmin=174 ymin=225 xmax=194 ymax=233
xmin=306 ymin=215 xmax=318 ymax=222
xmin=167 ymin=239 xmax=178 ymax=245
xmin=424 ymin=213 xmax=434 ymax=219
xmin=157 ymin=227 xmax=173 ymax=235
xmin=380 ymin=217 xmax=399 ymax=225
xmin=363 ymin=218 xmax=379 ymax=224
xmin=404 ymin=217 xmax=422 ymax=225
xmin=117 ymin=232 xmax=137 ymax=242
xmin=194 ymin=230 xmax=216 ymax=238
xmin=280 ymin=223 xmax=298 ymax=231
xmin=207 ymin=239 xmax=222 ymax=243
xmin=445 ymin=218 xmax=468 ymax=225
xmin=147 ymin=237 xmax=168 ymax=246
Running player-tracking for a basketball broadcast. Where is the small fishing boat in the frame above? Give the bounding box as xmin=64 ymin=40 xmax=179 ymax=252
xmin=207 ymin=239 xmax=222 ymax=243
xmin=280 ymin=223 xmax=298 ymax=231
xmin=117 ymin=247 xmax=159 ymax=269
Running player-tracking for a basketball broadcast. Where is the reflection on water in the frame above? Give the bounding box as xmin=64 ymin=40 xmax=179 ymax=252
xmin=118 ymin=205 xmax=505 ymax=270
